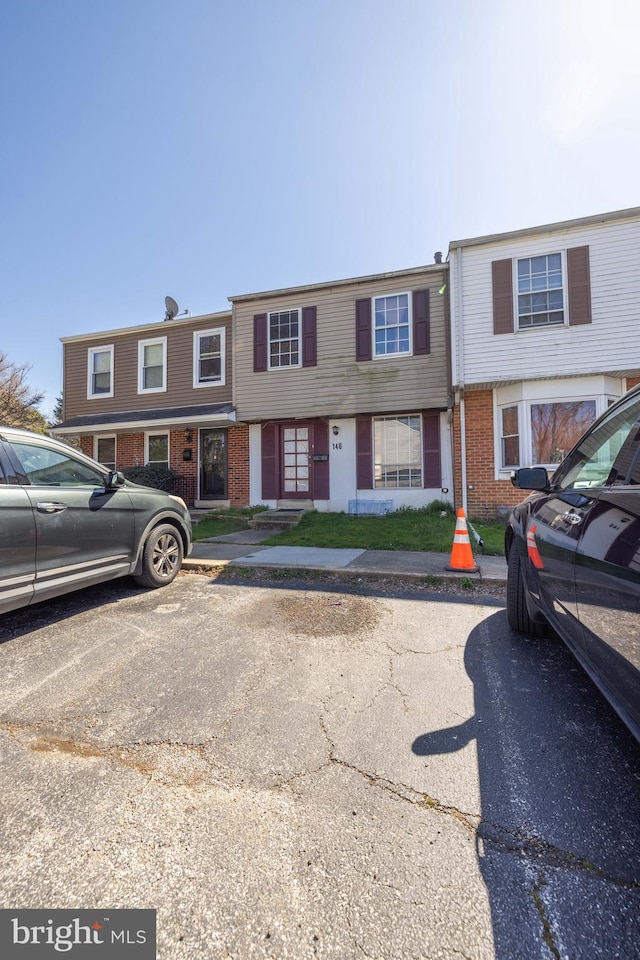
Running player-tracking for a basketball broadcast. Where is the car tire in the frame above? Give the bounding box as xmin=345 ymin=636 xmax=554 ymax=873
xmin=506 ymin=539 xmax=547 ymax=637
xmin=133 ymin=524 xmax=184 ymax=589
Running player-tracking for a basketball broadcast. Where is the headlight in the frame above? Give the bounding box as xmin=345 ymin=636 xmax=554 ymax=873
xmin=169 ymin=495 xmax=188 ymax=511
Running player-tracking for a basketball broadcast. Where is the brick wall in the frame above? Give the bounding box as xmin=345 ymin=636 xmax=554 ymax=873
xmin=78 ymin=425 xmax=250 ymax=508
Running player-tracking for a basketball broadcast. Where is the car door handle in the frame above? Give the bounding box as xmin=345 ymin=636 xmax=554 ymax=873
xmin=36 ymin=502 xmax=68 ymax=514
xmin=560 ymin=512 xmax=583 ymax=525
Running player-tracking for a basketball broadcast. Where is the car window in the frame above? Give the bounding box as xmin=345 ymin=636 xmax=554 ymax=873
xmin=10 ymin=441 xmax=106 ymax=487
xmin=553 ymin=393 xmax=640 ymax=490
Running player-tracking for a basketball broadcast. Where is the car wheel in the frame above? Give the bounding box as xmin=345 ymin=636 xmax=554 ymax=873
xmin=134 ymin=524 xmax=184 ymax=588
xmin=506 ymin=539 xmax=547 ymax=636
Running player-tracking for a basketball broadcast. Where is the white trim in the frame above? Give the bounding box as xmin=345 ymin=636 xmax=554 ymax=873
xmin=372 ymin=291 xmax=413 ymax=359
xmin=267 ymin=307 xmax=302 ymax=371
xmin=492 ymin=376 xmax=625 ymax=478
xmin=193 ymin=327 xmax=226 ymax=388
xmin=513 ymin=250 xmax=566 ymax=331
xmin=144 ymin=430 xmax=170 ymax=468
xmin=87 ymin=344 xmax=114 ymax=399
xmin=138 ymin=336 xmax=167 ymax=394
xmin=372 ymin=412 xmax=423 ymax=489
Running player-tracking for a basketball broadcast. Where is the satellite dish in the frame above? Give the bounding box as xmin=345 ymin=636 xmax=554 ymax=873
xmin=164 ymin=296 xmax=179 ymax=321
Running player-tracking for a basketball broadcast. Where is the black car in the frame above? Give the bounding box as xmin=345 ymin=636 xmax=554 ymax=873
xmin=506 ymin=384 xmax=640 ymax=741
xmin=0 ymin=426 xmax=192 ymax=615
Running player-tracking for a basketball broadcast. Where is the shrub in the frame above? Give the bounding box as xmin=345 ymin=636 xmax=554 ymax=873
xmin=122 ymin=465 xmax=182 ymax=491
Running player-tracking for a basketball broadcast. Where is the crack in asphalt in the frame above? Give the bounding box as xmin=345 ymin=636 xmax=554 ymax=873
xmin=3 ymin=715 xmax=638 ymax=896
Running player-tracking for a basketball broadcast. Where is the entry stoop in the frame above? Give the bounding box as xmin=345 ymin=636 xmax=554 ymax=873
xmin=248 ymin=502 xmax=311 ymax=532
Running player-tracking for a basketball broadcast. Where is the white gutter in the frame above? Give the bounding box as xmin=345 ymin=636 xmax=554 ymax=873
xmin=452 ymin=244 xmax=468 ymax=514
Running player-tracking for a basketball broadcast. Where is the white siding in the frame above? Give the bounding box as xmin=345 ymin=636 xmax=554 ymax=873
xmin=450 ymin=213 xmax=640 ymax=387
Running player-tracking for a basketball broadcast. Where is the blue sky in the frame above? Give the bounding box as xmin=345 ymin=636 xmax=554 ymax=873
xmin=2 ymin=0 xmax=639 ymax=417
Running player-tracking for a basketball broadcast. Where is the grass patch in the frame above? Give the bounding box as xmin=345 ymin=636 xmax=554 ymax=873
xmin=192 ymin=506 xmax=267 ymax=541
xmin=267 ymin=504 xmax=506 ymax=556
xmin=192 ymin=502 xmax=507 ymax=555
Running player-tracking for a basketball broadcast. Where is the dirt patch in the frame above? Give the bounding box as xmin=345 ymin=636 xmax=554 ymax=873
xmin=273 ymin=592 xmax=381 ymax=637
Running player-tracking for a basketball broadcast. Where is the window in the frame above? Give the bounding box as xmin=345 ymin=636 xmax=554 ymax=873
xmin=268 ymin=310 xmax=300 ymax=369
xmin=517 ymin=253 xmax=564 ymax=328
xmin=554 ymin=392 xmax=640 ymax=490
xmin=530 ymin=401 xmax=596 ymax=464
xmin=87 ymin=345 xmax=114 ymax=398
xmin=194 ymin=328 xmax=225 ymax=387
xmin=496 ymin=391 xmax=602 ymax=473
xmin=95 ymin=436 xmax=116 ymax=471
xmin=146 ymin=433 xmax=169 ymax=470
xmin=374 ymin=293 xmax=411 ymax=356
xmin=374 ymin=415 xmax=422 ymax=488
xmin=138 ymin=337 xmax=167 ymax=393
xmin=501 ymin=406 xmax=520 ymax=468
xmin=11 ymin=441 xmax=105 ymax=486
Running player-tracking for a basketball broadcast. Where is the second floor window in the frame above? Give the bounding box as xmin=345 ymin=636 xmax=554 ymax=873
xmin=374 ymin=293 xmax=411 ymax=356
xmin=517 ymin=254 xmax=564 ymax=328
xmin=269 ymin=309 xmax=300 ymax=368
xmin=138 ymin=337 xmax=167 ymax=393
xmin=87 ymin=345 xmax=114 ymax=398
xmin=194 ymin=328 xmax=225 ymax=387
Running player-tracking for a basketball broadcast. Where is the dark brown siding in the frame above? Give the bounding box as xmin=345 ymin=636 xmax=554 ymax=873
xmin=63 ymin=316 xmax=232 ymax=420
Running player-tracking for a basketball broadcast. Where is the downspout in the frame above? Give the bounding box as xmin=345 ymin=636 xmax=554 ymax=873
xmin=453 ymin=244 xmax=468 ymax=514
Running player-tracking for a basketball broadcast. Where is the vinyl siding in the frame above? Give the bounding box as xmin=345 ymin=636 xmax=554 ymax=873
xmin=233 ymin=270 xmax=449 ymax=421
xmin=450 ymin=213 xmax=640 ymax=387
xmin=63 ymin=315 xmax=232 ymax=420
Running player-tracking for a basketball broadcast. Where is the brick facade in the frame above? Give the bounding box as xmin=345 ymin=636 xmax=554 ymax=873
xmin=455 ymin=379 xmax=640 ymax=520
xmin=454 ymin=390 xmax=524 ymax=519
xmin=78 ymin=425 xmax=250 ymax=509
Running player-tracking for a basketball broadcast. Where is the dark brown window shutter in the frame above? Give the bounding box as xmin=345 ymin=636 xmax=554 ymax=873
xmin=261 ymin=423 xmax=278 ymax=500
xmin=355 ymin=298 xmax=372 ymax=361
xmin=302 ymin=306 xmax=317 ymax=367
xmin=312 ymin=420 xmax=329 ymax=499
xmin=567 ymin=246 xmax=592 ymax=325
xmin=356 ymin=416 xmax=373 ymax=489
xmin=422 ymin=412 xmax=441 ymax=488
xmin=253 ymin=314 xmax=268 ymax=372
xmin=492 ymin=259 xmax=514 ymax=334
xmin=413 ymin=289 xmax=431 ymax=355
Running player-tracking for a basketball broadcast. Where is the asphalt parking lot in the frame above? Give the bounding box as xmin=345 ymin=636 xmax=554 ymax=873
xmin=1 ymin=572 xmax=639 ymax=960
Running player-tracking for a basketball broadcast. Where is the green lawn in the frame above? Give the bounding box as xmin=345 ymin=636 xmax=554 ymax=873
xmin=193 ymin=503 xmax=507 ymax=556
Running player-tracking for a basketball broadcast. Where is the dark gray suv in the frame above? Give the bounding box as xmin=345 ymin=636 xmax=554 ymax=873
xmin=0 ymin=426 xmax=192 ymax=614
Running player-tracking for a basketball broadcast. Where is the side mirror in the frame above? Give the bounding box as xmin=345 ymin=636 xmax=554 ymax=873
xmin=105 ymin=470 xmax=126 ymax=489
xmin=510 ymin=467 xmax=551 ymax=491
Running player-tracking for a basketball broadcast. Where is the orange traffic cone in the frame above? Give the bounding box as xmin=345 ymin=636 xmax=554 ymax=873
xmin=445 ymin=508 xmax=479 ymax=572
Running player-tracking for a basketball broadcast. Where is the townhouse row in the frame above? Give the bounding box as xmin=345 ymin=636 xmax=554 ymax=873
xmin=54 ymin=206 xmax=640 ymax=517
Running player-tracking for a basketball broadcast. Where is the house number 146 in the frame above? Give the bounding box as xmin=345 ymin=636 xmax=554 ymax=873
xmin=332 ymin=442 xmax=342 ymax=450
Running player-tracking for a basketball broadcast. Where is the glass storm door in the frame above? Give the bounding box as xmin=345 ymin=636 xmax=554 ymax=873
xmin=200 ymin=429 xmax=227 ymax=499
xmin=282 ymin=425 xmax=310 ymax=498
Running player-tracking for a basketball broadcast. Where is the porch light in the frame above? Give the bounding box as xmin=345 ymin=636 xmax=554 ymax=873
xmin=184 ymin=427 xmax=193 ymax=444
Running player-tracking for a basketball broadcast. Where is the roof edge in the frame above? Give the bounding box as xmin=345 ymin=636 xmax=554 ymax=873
xmin=228 ymin=262 xmax=448 ymax=304
xmin=448 ymin=206 xmax=640 ymax=252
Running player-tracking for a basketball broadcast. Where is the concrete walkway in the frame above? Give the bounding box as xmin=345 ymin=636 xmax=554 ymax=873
xmin=183 ymin=529 xmax=508 ymax=584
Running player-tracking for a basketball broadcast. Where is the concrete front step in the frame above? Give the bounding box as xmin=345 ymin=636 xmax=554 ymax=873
xmin=248 ymin=508 xmax=307 ymax=531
